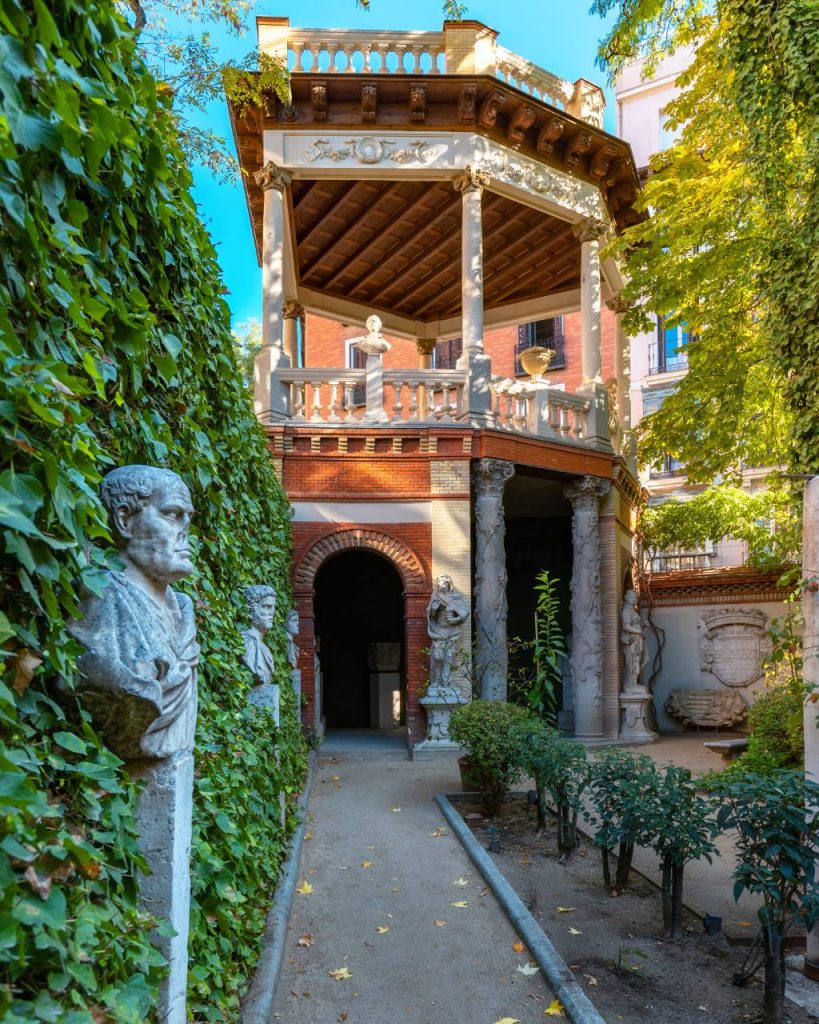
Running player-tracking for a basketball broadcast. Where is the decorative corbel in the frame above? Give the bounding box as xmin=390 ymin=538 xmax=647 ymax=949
xmin=478 ymin=89 xmax=506 ymax=130
xmin=507 ymin=103 xmax=537 ymax=146
xmin=458 ymin=83 xmax=477 ymax=124
xmin=362 ymin=83 xmax=377 ymax=123
xmin=410 ymin=82 xmax=427 ymax=123
xmin=536 ymin=117 xmax=564 ymax=154
xmin=564 ymin=131 xmax=592 ymax=167
xmin=311 ymin=81 xmax=327 ymax=122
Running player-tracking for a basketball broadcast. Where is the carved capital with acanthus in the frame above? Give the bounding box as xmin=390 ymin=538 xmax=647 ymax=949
xmin=453 ymin=165 xmax=491 ymax=196
xmin=605 ymin=294 xmax=631 ymax=315
xmin=416 ymin=338 xmax=437 ymax=357
xmin=254 ymin=161 xmax=292 ymax=193
xmin=283 ymin=300 xmax=305 ymax=320
xmin=473 ymin=458 xmax=515 ymax=497
xmin=564 ymin=475 xmax=611 ymax=511
xmin=572 ymin=216 xmax=609 ymax=244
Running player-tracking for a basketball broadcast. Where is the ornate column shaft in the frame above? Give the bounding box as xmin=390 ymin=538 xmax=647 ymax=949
xmin=254 ymin=162 xmax=293 ymax=421
xmin=606 ymin=294 xmax=633 ymax=455
xmin=573 ymin=217 xmax=607 ymax=385
xmin=454 ymin=167 xmax=492 ymax=424
xmin=804 ymin=477 xmax=819 ymax=978
xmin=473 ymin=458 xmax=515 ymax=699
xmin=564 ymin=475 xmax=611 ymax=739
xmin=282 ymin=300 xmax=304 ymax=368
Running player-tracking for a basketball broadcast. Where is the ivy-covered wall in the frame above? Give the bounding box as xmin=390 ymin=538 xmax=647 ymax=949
xmin=0 ymin=1 xmax=306 ymax=1022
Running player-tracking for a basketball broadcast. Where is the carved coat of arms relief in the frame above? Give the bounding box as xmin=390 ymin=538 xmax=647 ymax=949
xmin=698 ymin=607 xmax=772 ymax=688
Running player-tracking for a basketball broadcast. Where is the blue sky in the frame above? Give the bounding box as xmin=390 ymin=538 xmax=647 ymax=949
xmin=187 ymin=1 xmax=616 ymax=328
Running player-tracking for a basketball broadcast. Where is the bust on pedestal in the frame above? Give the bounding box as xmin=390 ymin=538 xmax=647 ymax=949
xmin=285 ymin=608 xmax=301 ymax=719
xmin=240 ymin=584 xmax=279 ymax=721
xmin=619 ymin=589 xmax=657 ymax=744
xmin=68 ymin=465 xmax=199 ymax=1024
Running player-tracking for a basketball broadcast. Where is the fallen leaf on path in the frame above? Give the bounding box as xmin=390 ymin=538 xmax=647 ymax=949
xmin=339 ymin=1013 xmax=348 ymax=1022
xmin=328 ymin=968 xmax=353 ymax=981
xmin=544 ymin=998 xmax=565 ymax=1017
xmin=361 ymin=861 xmax=374 ymax=868
xmin=517 ymin=962 xmax=540 ymax=976
xmin=376 ymin=926 xmax=389 ymax=934
xmin=479 ymin=887 xmax=489 ymax=897
xmin=453 ymin=877 xmax=469 ymax=887
xmin=296 ymin=879 xmax=313 ymax=895
xmin=391 ymin=886 xmax=400 ymax=893
xmin=304 ymin=831 xmax=314 ymax=841
xmin=494 ymin=1018 xmax=520 ymax=1024
xmin=451 ymin=900 xmax=469 ymax=908
xmin=583 ymin=974 xmax=598 ymax=987
xmin=297 ymin=933 xmax=314 ymax=947
xmin=568 ymin=927 xmax=582 ymax=935
xmin=390 ymin=806 xmax=402 ymax=812
xmin=512 ymin=941 xmax=525 ymax=954
xmin=435 ymin=919 xmax=446 ymax=927
xmin=430 ymin=828 xmax=447 ymax=837
xmin=555 ymin=907 xmax=575 ymax=914
xmin=332 ymin=775 xmax=341 ymax=781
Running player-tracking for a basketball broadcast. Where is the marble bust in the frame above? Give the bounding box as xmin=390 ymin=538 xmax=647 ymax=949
xmin=240 ymin=584 xmax=277 ymax=687
xmin=621 ymin=589 xmax=647 ymax=692
xmin=285 ymin=608 xmax=299 ymax=671
xmin=68 ymin=465 xmax=200 ymax=760
xmin=426 ymin=574 xmax=469 ymax=691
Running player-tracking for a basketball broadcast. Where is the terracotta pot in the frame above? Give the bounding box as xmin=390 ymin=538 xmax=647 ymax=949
xmin=457 ymin=755 xmax=483 ymax=792
xmin=518 ymin=345 xmax=556 ymax=379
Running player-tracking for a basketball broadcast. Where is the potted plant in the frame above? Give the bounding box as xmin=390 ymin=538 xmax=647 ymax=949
xmin=449 ymin=699 xmax=532 ymax=815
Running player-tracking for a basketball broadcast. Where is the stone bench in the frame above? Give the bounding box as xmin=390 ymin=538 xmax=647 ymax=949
xmin=703 ymin=738 xmax=749 ymax=764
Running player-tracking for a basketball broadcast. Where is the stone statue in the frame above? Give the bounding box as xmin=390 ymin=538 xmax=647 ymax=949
xmin=621 ymin=589 xmax=647 ymax=692
xmin=240 ymin=584 xmax=277 ymax=687
xmin=354 ymin=314 xmax=391 ymax=357
xmin=68 ymin=465 xmax=199 ymax=760
xmin=285 ymin=608 xmax=300 ymax=670
xmin=426 ymin=574 xmax=469 ymax=691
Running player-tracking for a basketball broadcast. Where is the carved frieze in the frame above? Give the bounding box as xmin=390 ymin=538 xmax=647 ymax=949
xmin=699 ymin=607 xmax=772 ymax=688
xmin=304 ymin=136 xmax=430 ymax=165
xmin=410 ymin=83 xmax=426 ymax=123
xmin=507 ymin=103 xmax=537 ymax=146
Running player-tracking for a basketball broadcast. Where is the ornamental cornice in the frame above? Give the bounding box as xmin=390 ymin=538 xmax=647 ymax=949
xmin=572 ymin=216 xmax=609 ymax=243
xmin=453 ymin=165 xmax=491 ymax=195
xmin=254 ymin=161 xmax=292 ymax=192
xmin=564 ymin=474 xmax=611 ymax=510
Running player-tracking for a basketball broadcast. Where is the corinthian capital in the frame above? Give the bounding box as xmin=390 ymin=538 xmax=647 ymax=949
xmin=254 ymin=161 xmax=292 ymax=192
xmin=282 ymin=300 xmax=305 ymax=320
xmin=605 ymin=294 xmax=631 ymax=315
xmin=453 ymin=165 xmax=491 ymax=195
xmin=564 ymin=475 xmax=611 ymax=510
xmin=473 ymin=458 xmax=515 ymax=496
xmin=572 ymin=216 xmax=609 ymax=243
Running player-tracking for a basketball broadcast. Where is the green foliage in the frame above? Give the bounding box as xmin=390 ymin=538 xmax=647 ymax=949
xmin=528 ymin=571 xmax=565 ymax=725
xmin=518 ymin=724 xmax=588 ymax=859
xmin=0 ymin=1 xmax=305 ymax=1020
xmin=449 ymin=700 xmax=531 ymax=814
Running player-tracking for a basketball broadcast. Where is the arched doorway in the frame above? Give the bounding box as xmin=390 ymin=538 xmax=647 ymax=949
xmin=314 ymin=550 xmax=406 ymax=731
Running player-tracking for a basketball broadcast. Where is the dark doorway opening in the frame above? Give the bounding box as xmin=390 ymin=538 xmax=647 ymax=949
xmin=314 ymin=550 xmax=405 ymax=730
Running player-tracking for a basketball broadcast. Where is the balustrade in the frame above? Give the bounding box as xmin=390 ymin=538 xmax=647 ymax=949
xmin=493 ymin=46 xmax=573 ymax=109
xmin=287 ymin=30 xmax=446 ymax=75
xmin=490 ymin=377 xmax=591 ymax=442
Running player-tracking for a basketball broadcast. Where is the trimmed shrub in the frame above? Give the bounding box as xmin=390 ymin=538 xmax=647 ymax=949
xmin=449 ymin=700 xmax=532 ymax=814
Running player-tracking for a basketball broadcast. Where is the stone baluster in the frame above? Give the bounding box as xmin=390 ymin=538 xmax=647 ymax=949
xmin=426 ymin=382 xmax=437 ymax=422
xmin=377 ymin=42 xmax=390 ymax=71
xmin=327 ymin=381 xmax=341 ymax=422
xmin=474 ymin=459 xmax=515 ymax=700
xmin=438 ymin=382 xmax=453 ymax=423
xmin=395 ymin=44 xmax=407 ymax=72
xmin=454 ymin=166 xmax=493 ymax=425
xmin=327 ymin=42 xmax=338 ymax=72
xmin=407 ymin=381 xmax=419 ymax=421
xmin=430 ymin=44 xmax=442 ymax=73
xmin=411 ymin=44 xmax=423 ymax=73
xmin=804 ymin=476 xmax=819 ymax=979
xmin=344 ymin=382 xmax=357 ymax=422
xmin=391 ymin=381 xmax=404 ymax=422
xmin=308 ymin=45 xmax=320 ymax=72
xmin=361 ymin=43 xmax=373 ymax=72
xmin=291 ymin=42 xmax=305 ymax=72
xmin=293 ymin=382 xmax=306 ymax=421
xmin=343 ymin=42 xmax=356 ymax=72
xmin=253 ymin=162 xmax=292 ymax=422
xmin=564 ymin=476 xmax=611 ymax=740
xmin=310 ymin=381 xmax=323 ymax=422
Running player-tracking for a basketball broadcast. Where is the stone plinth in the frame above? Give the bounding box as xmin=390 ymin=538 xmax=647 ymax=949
xmin=248 ymin=682 xmax=281 ymax=722
xmin=618 ymin=692 xmax=658 ymax=745
xmin=291 ymin=669 xmax=302 ymax=718
xmin=414 ymin=687 xmax=468 ymax=753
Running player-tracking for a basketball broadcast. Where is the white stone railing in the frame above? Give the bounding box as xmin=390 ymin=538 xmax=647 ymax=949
xmin=493 ymin=45 xmax=573 ymax=109
xmin=278 ymin=368 xmax=464 ymax=424
xmin=286 ymin=30 xmax=446 ymax=75
xmin=490 ymin=377 xmax=592 ymax=442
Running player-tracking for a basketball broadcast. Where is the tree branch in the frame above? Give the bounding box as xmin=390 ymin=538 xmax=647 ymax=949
xmin=127 ymin=0 xmax=147 ymax=33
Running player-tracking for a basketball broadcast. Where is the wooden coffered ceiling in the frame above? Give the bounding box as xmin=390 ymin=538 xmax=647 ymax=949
xmin=292 ymin=177 xmax=579 ymax=321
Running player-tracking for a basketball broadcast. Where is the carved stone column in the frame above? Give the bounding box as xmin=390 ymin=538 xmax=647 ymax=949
xmin=606 ymin=294 xmax=633 ymax=459
xmin=282 ymin=300 xmax=304 ymax=368
xmin=573 ymin=216 xmax=608 ymax=385
xmin=473 ymin=458 xmax=515 ymax=699
xmin=564 ymin=475 xmax=611 ymax=740
xmin=804 ymin=476 xmax=819 ymax=979
xmin=253 ymin=162 xmax=293 ymax=422
xmin=454 ymin=166 xmax=492 ymax=425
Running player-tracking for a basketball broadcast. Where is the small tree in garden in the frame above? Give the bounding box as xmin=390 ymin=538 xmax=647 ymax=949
xmin=587 ymin=749 xmax=658 ymax=892
xmin=528 ymin=571 xmax=566 ymax=725
xmin=449 ymin=700 xmax=531 ymax=815
xmin=647 ymin=766 xmax=719 ymax=938
xmin=519 ymin=726 xmax=589 ymax=861
xmin=711 ymin=771 xmax=819 ymax=1024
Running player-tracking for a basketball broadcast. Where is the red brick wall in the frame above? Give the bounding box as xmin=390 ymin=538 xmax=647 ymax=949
xmin=303 ymin=309 xmax=616 ymax=392
xmin=292 ymin=521 xmax=433 ymax=746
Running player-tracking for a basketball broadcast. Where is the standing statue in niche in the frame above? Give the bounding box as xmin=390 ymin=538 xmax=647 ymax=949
xmin=426 ymin=574 xmax=470 ymax=692
xmin=621 ymin=589 xmax=648 ymax=692
xmin=68 ymin=465 xmax=200 ymax=759
xmin=241 ymin=584 xmax=279 ymax=715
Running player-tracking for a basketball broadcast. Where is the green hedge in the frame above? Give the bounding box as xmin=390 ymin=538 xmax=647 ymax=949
xmin=0 ymin=1 xmax=306 ymax=1021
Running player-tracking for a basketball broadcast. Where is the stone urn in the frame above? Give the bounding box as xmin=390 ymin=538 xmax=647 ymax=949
xmin=518 ymin=346 xmax=556 ymax=380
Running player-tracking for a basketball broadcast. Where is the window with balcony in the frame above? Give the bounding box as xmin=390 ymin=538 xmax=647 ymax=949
xmin=515 ymin=317 xmax=565 ymax=375
xmin=649 ymin=316 xmax=689 ymax=374
xmin=434 ymin=337 xmax=462 ymax=370
xmin=648 ymin=453 xmax=685 ymax=479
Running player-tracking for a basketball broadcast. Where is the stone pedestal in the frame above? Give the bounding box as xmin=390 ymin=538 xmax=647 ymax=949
xmin=131 ymin=753 xmax=194 ymax=1024
xmin=619 ymin=692 xmax=658 ymax=744
xmin=248 ymin=682 xmax=281 ymax=724
xmin=473 ymin=458 xmax=515 ymax=699
xmin=414 ymin=688 xmax=468 ymax=753
xmin=364 ymin=353 xmax=388 ymax=423
xmin=291 ymin=669 xmax=302 ymax=721
xmin=564 ymin=476 xmax=611 ymax=741
xmin=803 ymin=476 xmax=819 ymax=980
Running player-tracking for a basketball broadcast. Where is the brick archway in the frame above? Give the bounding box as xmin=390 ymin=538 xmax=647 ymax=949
xmin=294 ymin=528 xmax=427 ymax=596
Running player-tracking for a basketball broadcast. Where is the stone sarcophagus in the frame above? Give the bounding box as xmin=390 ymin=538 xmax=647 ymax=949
xmin=665 ymin=688 xmax=747 ymax=729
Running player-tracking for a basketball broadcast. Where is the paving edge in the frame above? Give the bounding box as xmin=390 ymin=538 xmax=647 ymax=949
xmin=240 ymin=750 xmax=317 ymax=1024
xmin=435 ymin=792 xmax=607 ymax=1024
